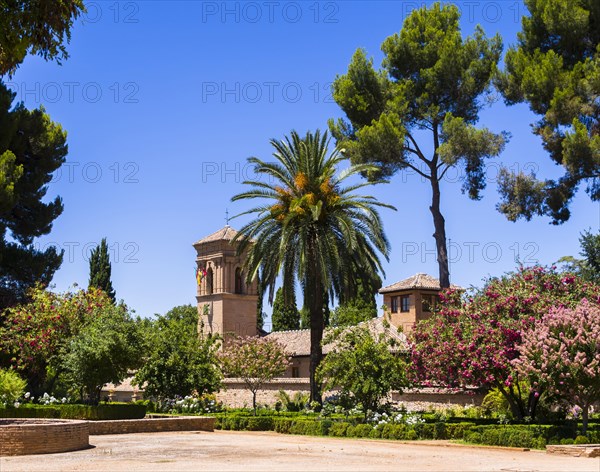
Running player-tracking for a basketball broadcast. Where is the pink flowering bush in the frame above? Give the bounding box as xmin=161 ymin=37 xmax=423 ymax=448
xmin=0 ymin=284 xmax=112 ymax=396
xmin=513 ymin=300 xmax=600 ymax=433
xmin=219 ymin=336 xmax=290 ymax=414
xmin=410 ymin=266 xmax=600 ymax=420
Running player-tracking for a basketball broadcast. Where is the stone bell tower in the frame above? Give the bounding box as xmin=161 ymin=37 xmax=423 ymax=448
xmin=193 ymin=226 xmax=258 ymax=341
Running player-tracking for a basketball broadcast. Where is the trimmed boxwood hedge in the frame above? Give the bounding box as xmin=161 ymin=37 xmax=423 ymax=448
xmin=0 ymin=403 xmax=147 ymax=420
xmin=213 ymin=412 xmax=599 ymax=449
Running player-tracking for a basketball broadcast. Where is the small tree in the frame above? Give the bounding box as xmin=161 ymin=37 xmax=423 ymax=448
xmin=88 ymin=238 xmax=116 ymax=303
xmin=271 ymin=287 xmax=300 ymax=331
xmin=514 ymin=299 xmax=600 ymax=434
xmin=62 ymin=304 xmax=143 ymax=405
xmin=317 ymin=324 xmax=406 ymax=417
xmin=219 ymin=336 xmax=289 ymax=414
xmin=134 ymin=305 xmax=222 ymax=400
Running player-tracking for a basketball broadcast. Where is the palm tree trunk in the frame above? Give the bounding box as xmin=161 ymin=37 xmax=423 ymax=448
xmin=429 ymin=174 xmax=450 ymax=288
xmin=307 ymin=235 xmax=324 ymax=404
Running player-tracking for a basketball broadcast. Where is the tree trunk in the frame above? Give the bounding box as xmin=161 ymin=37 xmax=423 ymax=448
xmin=306 ymin=235 xmax=324 ymax=404
xmin=582 ymin=404 xmax=589 ymax=435
xmin=252 ymin=390 xmax=257 ymax=416
xmin=429 ymin=175 xmax=450 ymax=288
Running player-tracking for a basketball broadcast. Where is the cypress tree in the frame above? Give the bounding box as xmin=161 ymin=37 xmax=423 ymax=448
xmin=88 ymin=238 xmax=116 ymax=303
xmin=271 ymin=287 xmax=299 ymax=331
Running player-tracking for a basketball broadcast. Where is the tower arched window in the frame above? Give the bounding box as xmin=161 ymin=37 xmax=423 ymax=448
xmin=206 ymin=267 xmax=214 ymax=295
xmin=235 ymin=267 xmax=243 ymax=294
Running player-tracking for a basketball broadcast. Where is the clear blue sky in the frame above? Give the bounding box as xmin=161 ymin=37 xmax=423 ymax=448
xmin=8 ymin=1 xmax=599 ymax=324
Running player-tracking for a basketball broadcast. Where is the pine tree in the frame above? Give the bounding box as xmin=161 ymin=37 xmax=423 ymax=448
xmin=88 ymin=238 xmax=116 ymax=303
xmin=271 ymin=287 xmax=299 ymax=331
xmin=0 ymin=84 xmax=66 ymax=310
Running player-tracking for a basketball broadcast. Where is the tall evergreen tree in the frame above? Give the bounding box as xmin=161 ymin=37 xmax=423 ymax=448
xmin=88 ymin=238 xmax=116 ymax=303
xmin=0 ymin=84 xmax=66 ymax=310
xmin=329 ymin=2 xmax=505 ymax=288
xmin=271 ymin=287 xmax=299 ymax=331
xmin=0 ymin=0 xmax=83 ymax=310
xmin=496 ymin=0 xmax=600 ymax=223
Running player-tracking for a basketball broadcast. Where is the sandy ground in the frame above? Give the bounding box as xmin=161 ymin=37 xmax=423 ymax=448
xmin=1 ymin=430 xmax=599 ymax=472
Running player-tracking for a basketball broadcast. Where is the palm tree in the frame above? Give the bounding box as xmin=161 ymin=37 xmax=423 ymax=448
xmin=232 ymin=130 xmax=393 ymax=402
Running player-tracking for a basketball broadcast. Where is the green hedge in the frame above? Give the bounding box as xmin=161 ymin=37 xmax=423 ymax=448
xmin=213 ymin=412 xmax=598 ymax=449
xmin=0 ymin=403 xmax=147 ymax=420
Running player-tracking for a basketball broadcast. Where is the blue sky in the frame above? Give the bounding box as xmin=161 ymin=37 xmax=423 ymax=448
xmin=8 ymin=1 xmax=599 ymax=324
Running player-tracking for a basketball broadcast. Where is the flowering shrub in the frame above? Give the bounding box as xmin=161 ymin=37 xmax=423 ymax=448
xmin=0 ymin=285 xmax=112 ymax=395
xmin=513 ymin=299 xmax=600 ymax=434
xmin=410 ymin=266 xmax=600 ymax=420
xmin=159 ymin=394 xmax=222 ymax=414
xmin=369 ymin=410 xmax=425 ymax=428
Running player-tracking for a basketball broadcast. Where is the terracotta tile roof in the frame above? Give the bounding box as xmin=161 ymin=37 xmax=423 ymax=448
xmin=379 ymin=273 xmax=462 ymax=293
xmin=264 ymin=317 xmax=408 ymax=356
xmin=193 ymin=226 xmax=239 ymax=245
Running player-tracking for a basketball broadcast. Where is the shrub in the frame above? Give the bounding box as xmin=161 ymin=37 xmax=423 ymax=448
xmin=0 ymin=369 xmax=26 ymax=405
xmin=574 ymin=435 xmax=589 ymax=445
xmin=329 ymin=422 xmax=350 ymax=437
xmin=0 ymin=402 xmax=146 ymax=420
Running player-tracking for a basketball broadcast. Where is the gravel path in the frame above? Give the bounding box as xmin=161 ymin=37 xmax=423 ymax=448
xmin=1 ymin=430 xmax=599 ymax=471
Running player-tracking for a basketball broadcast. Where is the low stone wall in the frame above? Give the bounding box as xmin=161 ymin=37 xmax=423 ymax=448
xmin=88 ymin=416 xmax=215 ymax=435
xmin=217 ymin=378 xmax=311 ymax=408
xmin=392 ymin=389 xmax=485 ymax=408
xmin=0 ymin=419 xmax=89 ymax=456
xmin=218 ymin=379 xmax=484 ymax=410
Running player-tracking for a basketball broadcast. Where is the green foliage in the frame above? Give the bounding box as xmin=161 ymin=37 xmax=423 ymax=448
xmin=329 ymin=2 xmax=504 ymax=288
xmin=0 ymin=0 xmax=85 ymax=76
xmin=276 ymin=390 xmax=309 ymax=412
xmin=496 ymin=0 xmax=600 ymax=223
xmin=134 ymin=305 xmax=222 ymax=400
xmin=559 ymin=230 xmax=600 ymax=283
xmin=88 ymin=238 xmax=116 ymax=303
xmin=62 ymin=304 xmax=143 ymax=405
xmin=213 ymin=410 xmax=599 ymax=448
xmin=0 ymin=402 xmax=146 ymax=420
xmin=331 ymin=268 xmax=380 ymax=327
xmin=232 ymin=129 xmax=392 ymax=402
xmin=0 ymin=83 xmax=67 ymax=310
xmin=271 ymin=287 xmax=299 ymax=331
xmin=0 ymin=369 xmax=26 ymax=405
xmin=317 ymin=324 xmax=406 ymax=416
